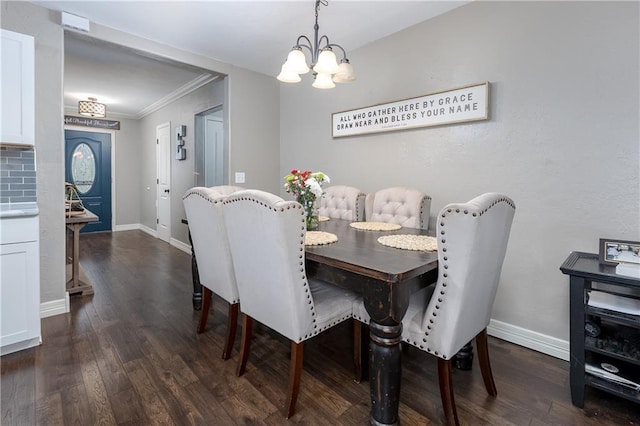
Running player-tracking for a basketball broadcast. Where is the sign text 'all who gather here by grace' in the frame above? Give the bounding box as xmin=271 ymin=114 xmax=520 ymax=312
xmin=331 ymin=82 xmax=489 ymax=138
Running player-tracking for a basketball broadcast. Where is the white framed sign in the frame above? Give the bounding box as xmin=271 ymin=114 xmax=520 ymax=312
xmin=332 ymin=82 xmax=489 ymax=138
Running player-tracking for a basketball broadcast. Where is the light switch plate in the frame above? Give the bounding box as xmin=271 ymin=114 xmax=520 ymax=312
xmin=235 ymin=172 xmax=245 ymax=184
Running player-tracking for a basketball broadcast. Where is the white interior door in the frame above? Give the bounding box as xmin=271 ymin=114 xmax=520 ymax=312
xmin=156 ymin=122 xmax=171 ymax=243
xmin=204 ymin=115 xmax=224 ymax=187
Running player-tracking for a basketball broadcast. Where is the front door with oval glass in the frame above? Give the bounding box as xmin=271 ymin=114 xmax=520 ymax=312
xmin=65 ymin=130 xmax=112 ymax=233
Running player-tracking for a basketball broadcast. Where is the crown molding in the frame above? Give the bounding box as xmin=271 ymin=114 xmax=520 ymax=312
xmin=136 ymin=73 xmax=219 ymax=119
xmin=64 ymin=73 xmax=220 ymax=121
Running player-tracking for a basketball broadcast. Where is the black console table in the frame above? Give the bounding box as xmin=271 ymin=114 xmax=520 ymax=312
xmin=560 ymin=251 xmax=640 ymax=407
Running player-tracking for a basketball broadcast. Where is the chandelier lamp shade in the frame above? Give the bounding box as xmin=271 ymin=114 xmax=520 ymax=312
xmin=78 ymin=97 xmax=106 ymax=118
xmin=277 ymin=0 xmax=355 ymax=89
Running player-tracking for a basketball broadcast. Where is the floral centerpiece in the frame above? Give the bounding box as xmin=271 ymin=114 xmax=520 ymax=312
xmin=284 ymin=169 xmax=330 ymax=230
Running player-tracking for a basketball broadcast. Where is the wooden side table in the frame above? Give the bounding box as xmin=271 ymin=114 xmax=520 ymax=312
xmin=66 ymin=209 xmax=98 ymax=295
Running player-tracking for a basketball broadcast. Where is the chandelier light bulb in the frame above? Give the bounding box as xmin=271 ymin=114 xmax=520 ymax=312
xmin=284 ymin=48 xmax=310 ymax=74
xmin=312 ymin=72 xmax=335 ymax=89
xmin=333 ymin=60 xmax=356 ymax=83
xmin=314 ymin=49 xmax=340 ymax=75
xmin=277 ymin=64 xmax=302 ymax=83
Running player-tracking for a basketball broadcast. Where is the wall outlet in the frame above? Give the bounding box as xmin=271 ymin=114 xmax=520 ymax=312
xmin=235 ymin=172 xmax=245 ymax=184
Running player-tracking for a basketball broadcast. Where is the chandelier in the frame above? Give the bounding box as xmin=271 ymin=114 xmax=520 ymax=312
xmin=277 ymin=0 xmax=355 ymax=89
xmin=78 ymin=97 xmax=106 ymax=118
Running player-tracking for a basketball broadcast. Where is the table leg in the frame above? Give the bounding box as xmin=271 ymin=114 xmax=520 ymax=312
xmin=192 ymin=252 xmax=202 ymax=310
xmin=569 ymin=275 xmax=586 ymax=407
xmin=369 ymin=320 xmax=402 ymax=425
xmin=65 ymin=223 xmax=93 ymax=295
xmin=186 ymin=230 xmax=202 ymax=310
xmin=71 ymin=223 xmax=81 ymax=288
xmin=453 ymin=341 xmax=474 ymax=370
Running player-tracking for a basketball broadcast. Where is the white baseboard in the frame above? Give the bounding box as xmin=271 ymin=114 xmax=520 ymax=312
xmin=139 ymin=224 xmax=157 ymax=238
xmin=40 ymin=294 xmax=69 ymax=318
xmin=171 ymin=237 xmax=191 ymax=255
xmin=114 ymin=223 xmax=140 ymax=232
xmin=114 ymin=223 xmax=190 ymax=254
xmin=116 ymin=223 xmax=157 ymax=237
xmin=1 ymin=336 xmax=41 ymax=356
xmin=488 ymin=319 xmax=569 ymax=361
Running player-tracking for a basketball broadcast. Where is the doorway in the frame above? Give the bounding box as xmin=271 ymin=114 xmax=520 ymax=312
xmin=195 ymin=106 xmax=226 ymax=187
xmin=156 ymin=122 xmax=171 ymax=243
xmin=64 ymin=129 xmax=112 ymax=233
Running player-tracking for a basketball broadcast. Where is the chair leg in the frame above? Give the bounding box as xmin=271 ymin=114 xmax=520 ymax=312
xmin=437 ymin=358 xmax=459 ymax=426
xmin=197 ymin=287 xmax=212 ymax=334
xmin=236 ymin=314 xmax=253 ymax=377
xmin=222 ymin=302 xmax=239 ymax=360
xmin=476 ymin=328 xmax=497 ymax=396
xmin=353 ymin=320 xmax=368 ymax=383
xmin=284 ymin=341 xmax=304 ymax=419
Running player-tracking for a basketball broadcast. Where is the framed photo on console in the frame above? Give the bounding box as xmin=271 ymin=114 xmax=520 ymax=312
xmin=599 ymin=238 xmax=640 ymax=266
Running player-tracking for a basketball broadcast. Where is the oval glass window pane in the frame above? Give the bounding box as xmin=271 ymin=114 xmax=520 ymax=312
xmin=71 ymin=143 xmax=96 ymax=194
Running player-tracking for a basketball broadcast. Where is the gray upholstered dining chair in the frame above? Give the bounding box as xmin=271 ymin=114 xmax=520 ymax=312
xmin=354 ymin=192 xmax=516 ymax=425
xmin=182 ymin=185 xmax=243 ymax=359
xmin=318 ymin=185 xmax=365 ymax=221
xmin=365 ymin=186 xmax=431 ymax=230
xmin=222 ymin=189 xmax=358 ymax=419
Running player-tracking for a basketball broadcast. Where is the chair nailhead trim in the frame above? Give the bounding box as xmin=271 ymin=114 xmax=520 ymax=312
xmin=422 ymin=195 xmax=515 ymax=358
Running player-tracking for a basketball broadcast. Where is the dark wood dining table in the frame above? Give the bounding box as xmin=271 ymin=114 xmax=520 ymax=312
xmin=305 ymin=219 xmax=438 ymax=425
xmin=185 ymin=216 xmax=438 ymax=424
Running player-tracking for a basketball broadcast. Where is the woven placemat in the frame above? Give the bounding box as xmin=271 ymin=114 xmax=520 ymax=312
xmin=305 ymin=231 xmax=338 ymax=246
xmin=350 ymin=221 xmax=402 ymax=231
xmin=318 ymin=215 xmax=330 ymax=222
xmin=377 ymin=235 xmax=438 ymax=252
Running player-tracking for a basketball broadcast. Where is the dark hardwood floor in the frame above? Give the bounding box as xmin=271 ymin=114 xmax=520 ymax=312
xmin=2 ymin=230 xmax=639 ymax=425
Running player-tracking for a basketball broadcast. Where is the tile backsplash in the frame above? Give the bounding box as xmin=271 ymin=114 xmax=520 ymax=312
xmin=0 ymin=146 xmax=36 ymax=204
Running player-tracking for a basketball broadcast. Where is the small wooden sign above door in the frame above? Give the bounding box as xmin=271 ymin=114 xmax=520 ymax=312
xmin=64 ymin=115 xmax=120 ymax=130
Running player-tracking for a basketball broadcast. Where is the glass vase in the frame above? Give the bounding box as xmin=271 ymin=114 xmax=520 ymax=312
xmin=299 ymin=197 xmax=319 ymax=231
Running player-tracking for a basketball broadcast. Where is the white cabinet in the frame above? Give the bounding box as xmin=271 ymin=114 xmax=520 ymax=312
xmin=1 ymin=29 xmax=35 ymax=146
xmin=1 ymin=215 xmax=40 ymax=355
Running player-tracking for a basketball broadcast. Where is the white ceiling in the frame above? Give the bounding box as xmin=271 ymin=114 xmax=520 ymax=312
xmin=64 ymin=34 xmax=221 ymax=119
xmin=33 ymin=1 xmax=468 ymax=118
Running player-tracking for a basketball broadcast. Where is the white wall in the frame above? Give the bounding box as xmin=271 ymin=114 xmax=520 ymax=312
xmin=280 ymin=1 xmax=639 ymax=350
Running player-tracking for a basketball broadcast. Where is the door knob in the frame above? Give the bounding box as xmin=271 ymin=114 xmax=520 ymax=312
xmin=164 ymin=189 xmax=170 ymax=193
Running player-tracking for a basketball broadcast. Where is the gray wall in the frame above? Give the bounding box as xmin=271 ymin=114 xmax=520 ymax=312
xmin=280 ymin=1 xmax=639 ymax=343
xmin=5 ymin=0 xmax=636 ymax=353
xmin=84 ymin=22 xmax=281 ymax=248
xmin=139 ymin=80 xmax=225 ymax=244
xmin=112 ymin=117 xmax=141 ymax=227
xmin=2 ymin=2 xmax=280 ymax=306
xmin=1 ymin=1 xmax=66 ymax=304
